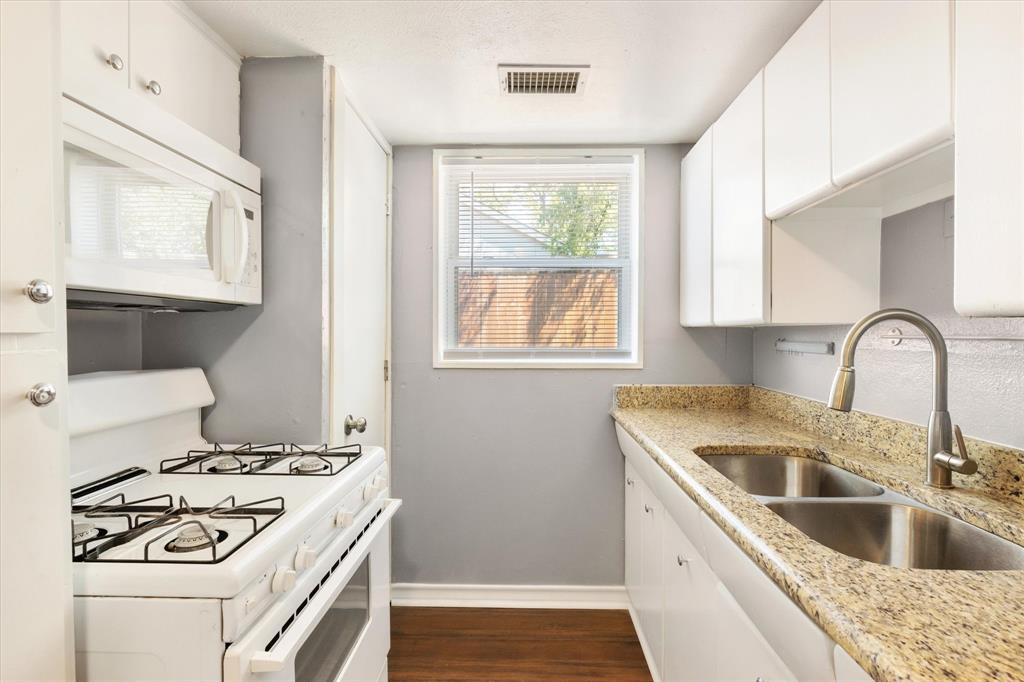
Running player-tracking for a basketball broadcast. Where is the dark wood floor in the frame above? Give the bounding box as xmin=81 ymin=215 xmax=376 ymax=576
xmin=388 ymin=607 xmax=652 ymax=681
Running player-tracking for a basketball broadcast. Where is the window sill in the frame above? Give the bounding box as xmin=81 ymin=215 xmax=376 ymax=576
xmin=433 ymin=358 xmax=644 ymax=370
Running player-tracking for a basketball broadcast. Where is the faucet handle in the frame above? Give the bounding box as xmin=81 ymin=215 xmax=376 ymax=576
xmin=935 ymin=424 xmax=979 ymax=476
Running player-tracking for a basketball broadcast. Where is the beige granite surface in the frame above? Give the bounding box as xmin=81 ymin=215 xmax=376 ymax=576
xmin=610 ymin=384 xmax=1024 ymax=682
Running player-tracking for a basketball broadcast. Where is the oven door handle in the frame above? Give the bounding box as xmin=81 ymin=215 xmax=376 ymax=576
xmin=247 ymin=498 xmax=401 ymax=675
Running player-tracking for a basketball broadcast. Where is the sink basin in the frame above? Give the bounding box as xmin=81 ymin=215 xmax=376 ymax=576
xmin=700 ymin=455 xmax=884 ymax=498
xmin=766 ymin=501 xmax=1024 ymax=570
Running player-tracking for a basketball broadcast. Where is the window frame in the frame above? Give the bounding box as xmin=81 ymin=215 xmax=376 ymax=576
xmin=432 ymin=147 xmax=645 ymax=369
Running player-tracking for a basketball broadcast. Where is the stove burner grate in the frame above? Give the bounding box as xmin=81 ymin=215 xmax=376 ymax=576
xmin=159 ymin=442 xmax=362 ymax=476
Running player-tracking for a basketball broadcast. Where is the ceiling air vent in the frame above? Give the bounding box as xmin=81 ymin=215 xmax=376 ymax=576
xmin=498 ymin=64 xmax=590 ymax=96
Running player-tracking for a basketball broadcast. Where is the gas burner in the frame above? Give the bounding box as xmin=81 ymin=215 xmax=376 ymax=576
xmin=207 ymin=456 xmax=246 ymax=473
xmin=73 ymin=521 xmax=106 ymax=543
xmin=165 ymin=522 xmax=229 ymax=553
xmin=291 ymin=455 xmax=329 ymax=474
xmin=70 ymin=492 xmax=285 ymax=564
xmin=159 ymin=442 xmax=362 ymax=476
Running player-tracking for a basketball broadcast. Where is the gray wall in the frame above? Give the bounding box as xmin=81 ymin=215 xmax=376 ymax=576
xmin=390 ymin=144 xmax=753 ymax=585
xmin=67 ymin=310 xmax=142 ymax=375
xmin=141 ymin=57 xmax=329 ymax=443
xmin=754 ymin=199 xmax=1024 ymax=448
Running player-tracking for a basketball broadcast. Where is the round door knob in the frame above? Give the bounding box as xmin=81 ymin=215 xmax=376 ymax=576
xmin=146 ymin=80 xmax=162 ymax=96
xmin=27 ymin=383 xmax=57 ymax=407
xmin=106 ymin=53 xmax=124 ymax=71
xmin=271 ymin=567 xmax=296 ymax=593
xmin=344 ymin=414 xmax=367 ymax=435
xmin=334 ymin=509 xmax=354 ymax=528
xmin=24 ymin=279 xmax=54 ymax=304
xmin=294 ymin=544 xmax=317 ymax=571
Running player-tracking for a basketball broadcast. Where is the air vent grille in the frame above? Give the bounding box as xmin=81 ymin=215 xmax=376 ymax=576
xmin=498 ymin=65 xmax=589 ymax=96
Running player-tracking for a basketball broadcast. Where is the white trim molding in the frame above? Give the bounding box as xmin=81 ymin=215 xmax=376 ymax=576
xmin=391 ymin=583 xmax=629 ymax=610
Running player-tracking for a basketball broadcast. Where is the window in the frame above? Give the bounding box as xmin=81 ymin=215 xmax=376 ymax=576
xmin=434 ymin=149 xmax=643 ymax=368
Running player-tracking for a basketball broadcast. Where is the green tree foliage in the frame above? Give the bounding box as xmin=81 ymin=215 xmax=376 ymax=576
xmin=535 ymin=184 xmax=616 ymax=257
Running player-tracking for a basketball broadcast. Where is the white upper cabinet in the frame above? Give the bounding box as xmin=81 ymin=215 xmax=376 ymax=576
xmin=60 ymin=1 xmax=129 ymax=100
xmin=712 ymin=71 xmax=769 ymax=325
xmin=679 ymin=130 xmax=714 ymax=327
xmin=60 ymin=1 xmax=241 ymax=152
xmin=830 ymin=0 xmax=953 ymax=187
xmin=763 ymin=1 xmax=834 ymax=219
xmin=953 ymin=0 xmax=1024 ymax=317
xmin=129 ymin=1 xmax=241 ymax=152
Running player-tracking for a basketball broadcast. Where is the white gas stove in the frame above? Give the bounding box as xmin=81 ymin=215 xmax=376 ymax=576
xmin=69 ymin=369 xmax=399 ymax=682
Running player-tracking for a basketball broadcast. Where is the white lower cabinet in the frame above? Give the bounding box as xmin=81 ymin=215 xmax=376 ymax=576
xmin=616 ymin=424 xmax=869 ymax=682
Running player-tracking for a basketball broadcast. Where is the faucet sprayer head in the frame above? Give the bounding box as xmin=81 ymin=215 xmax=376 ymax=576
xmin=828 ymin=366 xmax=855 ymax=412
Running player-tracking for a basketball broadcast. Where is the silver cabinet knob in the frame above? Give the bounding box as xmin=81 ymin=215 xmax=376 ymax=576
xmin=27 ymin=383 xmax=57 ymax=407
xmin=146 ymin=80 xmax=162 ymax=96
xmin=24 ymin=279 xmax=54 ymax=304
xmin=106 ymin=53 xmax=124 ymax=71
xmin=344 ymin=414 xmax=367 ymax=435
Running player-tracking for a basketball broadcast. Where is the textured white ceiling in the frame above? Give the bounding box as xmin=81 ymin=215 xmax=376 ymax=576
xmin=186 ymin=0 xmax=818 ymax=145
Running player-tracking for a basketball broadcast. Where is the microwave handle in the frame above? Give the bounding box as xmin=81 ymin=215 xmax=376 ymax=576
xmin=226 ymin=189 xmax=249 ymax=283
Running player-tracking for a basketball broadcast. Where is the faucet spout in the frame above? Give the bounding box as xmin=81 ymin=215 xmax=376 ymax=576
xmin=826 ymin=308 xmax=973 ymax=488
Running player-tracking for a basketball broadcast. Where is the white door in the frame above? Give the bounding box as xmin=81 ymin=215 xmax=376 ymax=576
xmin=330 ymin=82 xmax=389 ymax=448
xmin=662 ymin=517 xmax=717 ymax=682
xmin=714 ymin=583 xmax=796 ymax=682
xmin=639 ymin=480 xmax=664 ymax=678
xmin=624 ymin=462 xmax=643 ymax=607
xmin=712 ymin=71 xmax=769 ymax=325
xmin=830 ymin=0 xmax=953 ymax=187
xmin=1 ymin=4 xmax=74 ymax=679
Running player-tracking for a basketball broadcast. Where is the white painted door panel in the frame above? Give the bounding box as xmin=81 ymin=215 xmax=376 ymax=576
xmin=639 ymin=480 xmax=664 ymax=679
xmin=679 ymin=131 xmax=714 ymax=326
xmin=661 ymin=516 xmax=717 ymax=682
xmin=2 ymin=0 xmax=58 ymax=334
xmin=128 ymin=0 xmax=241 ymax=151
xmin=953 ymin=0 xmax=1024 ymax=316
xmin=1 ymin=350 xmax=71 ymax=681
xmin=830 ymin=0 xmax=953 ymax=187
xmin=60 ymin=1 xmax=130 ymax=103
xmin=624 ymin=461 xmax=643 ymax=608
xmin=764 ymin=1 xmax=834 ymax=219
xmin=714 ymin=583 xmax=796 ymax=682
xmin=330 ymin=94 xmax=389 ymax=448
xmin=712 ymin=72 xmax=769 ymax=325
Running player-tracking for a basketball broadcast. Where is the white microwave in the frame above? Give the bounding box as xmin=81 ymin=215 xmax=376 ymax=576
xmin=63 ymin=99 xmax=262 ymax=306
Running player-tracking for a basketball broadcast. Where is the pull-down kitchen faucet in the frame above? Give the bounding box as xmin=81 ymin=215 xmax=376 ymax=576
xmin=827 ymin=308 xmax=978 ymax=488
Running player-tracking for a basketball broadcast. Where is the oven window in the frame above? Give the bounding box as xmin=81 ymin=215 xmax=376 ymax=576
xmin=295 ymin=556 xmax=370 ymax=682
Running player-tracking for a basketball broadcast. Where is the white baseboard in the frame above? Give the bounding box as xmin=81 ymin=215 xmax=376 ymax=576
xmin=390 ymin=583 xmax=629 ymax=609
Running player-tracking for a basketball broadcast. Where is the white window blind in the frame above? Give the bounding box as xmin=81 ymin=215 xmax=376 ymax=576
xmin=434 ymin=149 xmax=642 ymax=367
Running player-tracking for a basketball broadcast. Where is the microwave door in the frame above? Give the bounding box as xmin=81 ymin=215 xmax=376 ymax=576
xmin=63 ymin=118 xmax=237 ymax=303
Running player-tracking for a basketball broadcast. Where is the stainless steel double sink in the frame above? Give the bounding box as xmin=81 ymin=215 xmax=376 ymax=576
xmin=700 ymin=454 xmax=1024 ymax=571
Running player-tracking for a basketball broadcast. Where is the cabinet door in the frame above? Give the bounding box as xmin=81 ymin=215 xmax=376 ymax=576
xmin=129 ymin=0 xmax=241 ymax=151
xmin=639 ymin=481 xmax=664 ymax=679
xmin=712 ymin=72 xmax=769 ymax=325
xmin=679 ymin=130 xmax=714 ymax=327
xmin=624 ymin=462 xmax=643 ymax=608
xmin=1 ymin=0 xmax=59 ymax=334
xmin=60 ymin=1 xmax=130 ymax=100
xmin=662 ymin=517 xmax=717 ymax=682
xmin=764 ymin=1 xmax=833 ymax=219
xmin=714 ymin=584 xmax=796 ymax=682
xmin=953 ymin=0 xmax=1024 ymax=317
xmin=830 ymin=0 xmax=953 ymax=187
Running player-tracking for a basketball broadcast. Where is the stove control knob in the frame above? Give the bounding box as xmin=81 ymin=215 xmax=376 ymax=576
xmin=334 ymin=509 xmax=354 ymax=528
xmin=362 ymin=480 xmax=381 ymax=501
xmin=271 ymin=567 xmax=296 ymax=593
xmin=294 ymin=544 xmax=317 ymax=571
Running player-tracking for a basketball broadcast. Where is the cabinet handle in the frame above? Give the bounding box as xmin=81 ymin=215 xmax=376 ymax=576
xmin=146 ymin=80 xmax=162 ymax=96
xmin=643 ymin=504 xmax=652 ymax=514
xmin=27 ymin=383 xmax=57 ymax=407
xmin=677 ymin=555 xmax=689 ymax=566
xmin=106 ymin=53 xmax=124 ymax=71
xmin=626 ymin=477 xmax=634 ymax=486
xmin=24 ymin=279 xmax=54 ymax=304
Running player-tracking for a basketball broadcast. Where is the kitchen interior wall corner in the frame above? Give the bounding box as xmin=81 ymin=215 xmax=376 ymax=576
xmin=140 ymin=57 xmax=329 ymax=444
xmin=390 ymin=144 xmax=754 ymax=586
xmin=754 ymin=199 xmax=1024 ymax=448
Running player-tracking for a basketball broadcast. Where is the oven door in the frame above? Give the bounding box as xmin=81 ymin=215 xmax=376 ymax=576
xmin=63 ymin=99 xmax=260 ymax=305
xmin=224 ymin=499 xmax=400 ymax=682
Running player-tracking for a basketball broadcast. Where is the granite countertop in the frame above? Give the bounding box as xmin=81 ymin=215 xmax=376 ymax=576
xmin=610 ymin=385 xmax=1024 ymax=682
